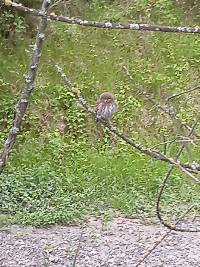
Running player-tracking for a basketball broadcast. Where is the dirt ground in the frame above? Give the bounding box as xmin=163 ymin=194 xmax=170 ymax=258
xmin=0 ymin=217 xmax=200 ymax=267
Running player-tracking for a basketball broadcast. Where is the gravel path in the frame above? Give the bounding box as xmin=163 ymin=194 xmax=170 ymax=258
xmin=0 ymin=217 xmax=200 ymax=267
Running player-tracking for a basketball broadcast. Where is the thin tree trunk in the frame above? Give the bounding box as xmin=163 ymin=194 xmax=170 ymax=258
xmin=0 ymin=0 xmax=51 ymax=174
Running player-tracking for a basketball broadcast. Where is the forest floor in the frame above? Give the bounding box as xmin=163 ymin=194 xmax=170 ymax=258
xmin=0 ymin=217 xmax=200 ymax=267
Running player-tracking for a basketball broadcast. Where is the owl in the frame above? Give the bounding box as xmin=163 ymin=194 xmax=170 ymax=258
xmin=96 ymin=92 xmax=117 ymax=122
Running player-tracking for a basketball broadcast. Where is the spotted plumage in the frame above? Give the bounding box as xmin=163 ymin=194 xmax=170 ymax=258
xmin=96 ymin=92 xmax=117 ymax=122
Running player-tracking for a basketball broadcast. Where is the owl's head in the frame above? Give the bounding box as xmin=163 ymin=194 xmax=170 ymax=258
xmin=99 ymin=92 xmax=116 ymax=102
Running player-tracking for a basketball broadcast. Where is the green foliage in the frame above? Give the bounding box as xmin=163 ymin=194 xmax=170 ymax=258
xmin=0 ymin=0 xmax=89 ymax=39
xmin=0 ymin=0 xmax=45 ymax=39
xmin=0 ymin=11 xmax=26 ymax=38
xmin=0 ymin=0 xmax=200 ymax=225
xmin=1 ymin=142 xmax=199 ymax=225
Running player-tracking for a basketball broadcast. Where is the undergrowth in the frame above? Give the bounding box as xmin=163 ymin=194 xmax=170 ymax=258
xmin=0 ymin=139 xmax=199 ymax=225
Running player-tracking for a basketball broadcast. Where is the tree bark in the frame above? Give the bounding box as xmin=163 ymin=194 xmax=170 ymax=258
xmin=9 ymin=2 xmax=200 ymax=34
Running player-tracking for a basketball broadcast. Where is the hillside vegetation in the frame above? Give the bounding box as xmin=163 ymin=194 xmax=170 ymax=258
xmin=0 ymin=0 xmax=200 ymax=225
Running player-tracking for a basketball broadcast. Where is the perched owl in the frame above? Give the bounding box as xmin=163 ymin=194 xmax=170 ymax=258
xmin=96 ymin=92 xmax=117 ymax=122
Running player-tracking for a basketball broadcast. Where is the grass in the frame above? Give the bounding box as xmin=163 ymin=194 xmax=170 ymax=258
xmin=0 ymin=137 xmax=199 ymax=226
xmin=0 ymin=0 xmax=200 ymax=225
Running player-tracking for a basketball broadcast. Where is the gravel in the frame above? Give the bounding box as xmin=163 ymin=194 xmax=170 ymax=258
xmin=0 ymin=217 xmax=200 ymax=267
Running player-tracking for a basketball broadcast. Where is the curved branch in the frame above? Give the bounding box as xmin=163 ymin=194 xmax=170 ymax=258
xmin=156 ymin=121 xmax=200 ymax=232
xmin=0 ymin=0 xmax=51 ymax=174
xmin=7 ymin=2 xmax=200 ymax=34
xmin=135 ymin=204 xmax=196 ymax=267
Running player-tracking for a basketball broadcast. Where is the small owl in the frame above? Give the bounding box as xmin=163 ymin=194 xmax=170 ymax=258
xmin=96 ymin=92 xmax=117 ymax=122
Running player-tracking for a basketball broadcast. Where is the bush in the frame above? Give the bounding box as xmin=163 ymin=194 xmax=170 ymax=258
xmin=0 ymin=0 xmax=41 ymax=39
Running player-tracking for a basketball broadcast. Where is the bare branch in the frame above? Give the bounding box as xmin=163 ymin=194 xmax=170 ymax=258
xmin=108 ymin=124 xmax=199 ymax=182
xmin=0 ymin=0 xmax=51 ymax=174
xmin=156 ymin=121 xmax=200 ymax=232
xmin=6 ymin=2 xmax=200 ymax=34
xmin=52 ymin=61 xmax=200 ymax=181
xmin=150 ymin=136 xmax=199 ymax=150
xmin=121 ymin=66 xmax=200 ymax=139
xmin=145 ymin=93 xmax=200 ymax=138
xmin=135 ymin=204 xmax=196 ymax=267
xmin=167 ymin=85 xmax=200 ymax=102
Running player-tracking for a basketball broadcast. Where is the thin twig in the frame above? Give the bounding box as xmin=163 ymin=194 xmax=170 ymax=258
xmin=52 ymin=61 xmax=200 ymax=181
xmin=150 ymin=137 xmax=198 ymax=150
xmin=162 ymin=134 xmax=167 ymax=155
xmin=122 ymin=66 xmax=200 ymax=162
xmin=156 ymin=120 xmax=200 ymax=232
xmin=49 ymin=0 xmax=64 ymax=11
xmin=0 ymin=0 xmax=51 ymax=174
xmin=6 ymin=2 xmax=200 ymax=34
xmin=122 ymin=65 xmax=133 ymax=80
xmin=135 ymin=204 xmax=196 ymax=267
xmin=63 ymin=225 xmax=84 ymax=267
xmin=121 ymin=66 xmax=200 ymax=139
xmin=71 ymin=231 xmax=83 ymax=267
xmin=147 ymin=95 xmax=200 ymax=138
xmin=167 ymin=85 xmax=200 ymax=102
